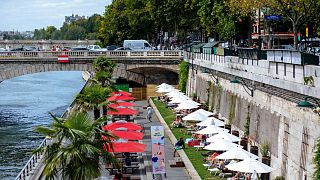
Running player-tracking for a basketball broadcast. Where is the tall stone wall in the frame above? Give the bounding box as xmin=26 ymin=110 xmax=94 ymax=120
xmin=188 ymin=67 xmax=319 ymax=179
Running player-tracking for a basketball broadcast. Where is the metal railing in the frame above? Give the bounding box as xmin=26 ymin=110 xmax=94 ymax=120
xmin=15 ymin=73 xmax=91 ymax=180
xmin=0 ymin=50 xmax=183 ymax=59
xmin=14 ymin=138 xmax=48 ymax=180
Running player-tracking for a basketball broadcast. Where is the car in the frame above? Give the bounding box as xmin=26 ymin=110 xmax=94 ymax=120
xmin=0 ymin=48 xmax=7 ymax=52
xmin=87 ymin=45 xmax=108 ymax=51
xmin=106 ymin=45 xmax=119 ymax=50
xmin=70 ymin=46 xmax=89 ymax=51
xmin=114 ymin=47 xmax=132 ymax=51
xmin=10 ymin=47 xmax=32 ymax=51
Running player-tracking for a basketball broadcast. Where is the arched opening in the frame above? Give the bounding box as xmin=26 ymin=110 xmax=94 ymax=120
xmin=114 ymin=67 xmax=179 ymax=100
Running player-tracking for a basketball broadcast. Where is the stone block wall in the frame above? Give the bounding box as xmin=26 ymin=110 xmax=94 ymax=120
xmin=187 ymin=67 xmax=320 ymax=179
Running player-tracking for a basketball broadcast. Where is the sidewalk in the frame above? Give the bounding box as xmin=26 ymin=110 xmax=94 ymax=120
xmin=134 ymin=101 xmax=192 ymax=180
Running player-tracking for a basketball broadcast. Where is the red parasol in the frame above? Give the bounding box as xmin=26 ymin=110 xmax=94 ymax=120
xmin=112 ymin=91 xmax=132 ymax=96
xmin=108 ymin=102 xmax=136 ymax=109
xmin=102 ymin=122 xmax=142 ymax=131
xmin=107 ymin=94 xmax=135 ymax=101
xmin=111 ymin=130 xmax=144 ymax=140
xmin=107 ymin=107 xmax=138 ymax=115
xmin=105 ymin=141 xmax=146 ymax=153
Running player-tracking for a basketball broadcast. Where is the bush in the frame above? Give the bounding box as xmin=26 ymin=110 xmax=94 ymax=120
xmin=178 ymin=61 xmax=189 ymax=93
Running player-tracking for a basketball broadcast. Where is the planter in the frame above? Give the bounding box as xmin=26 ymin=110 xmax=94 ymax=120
xmin=224 ymin=124 xmax=231 ymax=131
xmin=231 ymin=130 xmax=239 ymax=137
xmin=250 ymin=145 xmax=259 ymax=156
xmin=261 ymin=156 xmax=271 ymax=180
xmin=240 ymin=137 xmax=248 ymax=151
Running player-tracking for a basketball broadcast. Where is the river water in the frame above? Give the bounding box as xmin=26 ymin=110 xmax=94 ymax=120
xmin=0 ymin=71 xmax=85 ymax=179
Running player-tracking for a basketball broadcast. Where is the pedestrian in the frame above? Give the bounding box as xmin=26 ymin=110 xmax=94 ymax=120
xmin=146 ymin=105 xmax=153 ymax=122
xmin=173 ymin=137 xmax=185 ymax=157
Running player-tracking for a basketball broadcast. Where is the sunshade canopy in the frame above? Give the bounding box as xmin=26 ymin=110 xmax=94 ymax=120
xmin=112 ymin=91 xmax=132 ymax=96
xmin=215 ymin=147 xmax=259 ymax=160
xmin=225 ymin=158 xmax=274 ymax=173
xmin=195 ymin=125 xmax=229 ymax=135
xmin=107 ymin=107 xmax=138 ymax=115
xmin=182 ymin=109 xmax=214 ymax=121
xmin=111 ymin=130 xmax=144 ymax=140
xmin=206 ymin=131 xmax=241 ymax=142
xmin=174 ymin=101 xmax=199 ymax=110
xmin=203 ymin=139 xmax=242 ymax=151
xmin=108 ymin=102 xmax=136 ymax=108
xmin=105 ymin=142 xmax=146 ymax=153
xmin=107 ymin=94 xmax=135 ymax=101
xmin=196 ymin=117 xmax=225 ymax=127
xmin=102 ymin=122 xmax=142 ymax=131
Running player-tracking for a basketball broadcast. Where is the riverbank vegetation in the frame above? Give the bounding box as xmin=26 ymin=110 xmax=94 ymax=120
xmin=152 ymin=98 xmax=221 ymax=180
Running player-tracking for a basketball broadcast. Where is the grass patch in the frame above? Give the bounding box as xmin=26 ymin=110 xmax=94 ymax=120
xmin=152 ymin=98 xmax=223 ymax=180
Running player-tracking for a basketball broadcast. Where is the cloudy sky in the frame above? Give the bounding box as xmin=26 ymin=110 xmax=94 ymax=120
xmin=0 ymin=0 xmax=112 ymax=31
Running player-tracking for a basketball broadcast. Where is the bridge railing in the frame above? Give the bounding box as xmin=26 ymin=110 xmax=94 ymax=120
xmin=0 ymin=50 xmax=183 ymax=59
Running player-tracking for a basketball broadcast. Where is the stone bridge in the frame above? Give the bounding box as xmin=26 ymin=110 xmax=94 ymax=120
xmin=0 ymin=50 xmax=182 ymax=85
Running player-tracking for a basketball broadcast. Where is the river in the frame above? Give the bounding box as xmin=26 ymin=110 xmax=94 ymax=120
xmin=0 ymin=71 xmax=85 ymax=179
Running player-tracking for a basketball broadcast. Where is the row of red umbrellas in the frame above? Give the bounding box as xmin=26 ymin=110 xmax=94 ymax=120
xmin=106 ymin=91 xmax=138 ymax=115
xmin=103 ymin=91 xmax=146 ymax=152
xmin=102 ymin=121 xmax=146 ymax=152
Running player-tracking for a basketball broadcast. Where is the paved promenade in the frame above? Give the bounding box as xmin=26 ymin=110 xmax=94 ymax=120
xmin=98 ymin=100 xmax=192 ymax=180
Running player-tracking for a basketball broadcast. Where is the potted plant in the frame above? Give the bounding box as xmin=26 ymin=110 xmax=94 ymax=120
xmin=250 ymin=141 xmax=259 ymax=156
xmin=191 ymin=93 xmax=197 ymax=101
xmin=240 ymin=108 xmax=250 ymax=151
xmin=260 ymin=141 xmax=271 ymax=180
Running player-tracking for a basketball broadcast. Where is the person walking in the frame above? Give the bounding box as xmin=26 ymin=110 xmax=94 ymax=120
xmin=146 ymin=105 xmax=153 ymax=122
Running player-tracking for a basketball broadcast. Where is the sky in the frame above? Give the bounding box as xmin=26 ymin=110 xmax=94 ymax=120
xmin=0 ymin=0 xmax=112 ymax=31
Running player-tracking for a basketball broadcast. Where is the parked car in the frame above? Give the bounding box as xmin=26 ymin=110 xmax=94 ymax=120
xmin=10 ymin=47 xmax=32 ymax=51
xmin=0 ymin=48 xmax=7 ymax=51
xmin=70 ymin=46 xmax=89 ymax=51
xmin=114 ymin=47 xmax=132 ymax=51
xmin=106 ymin=45 xmax=119 ymax=50
xmin=87 ymin=45 xmax=107 ymax=51
xmin=123 ymin=40 xmax=155 ymax=51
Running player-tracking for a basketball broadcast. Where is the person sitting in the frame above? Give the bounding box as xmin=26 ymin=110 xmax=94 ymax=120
xmin=232 ymin=171 xmax=241 ymax=180
xmin=173 ymin=137 xmax=185 ymax=157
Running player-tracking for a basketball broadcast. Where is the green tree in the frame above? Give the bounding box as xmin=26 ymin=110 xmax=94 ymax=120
xmin=45 ymin=26 xmax=57 ymax=39
xmin=33 ymin=112 xmax=117 ymax=180
xmin=76 ymin=85 xmax=112 ymax=120
xmin=64 ymin=25 xmax=86 ymax=40
xmin=33 ymin=28 xmax=46 ymax=40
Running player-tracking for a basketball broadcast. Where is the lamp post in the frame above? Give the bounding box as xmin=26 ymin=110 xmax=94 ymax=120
xmin=230 ymin=77 xmax=255 ymax=97
xmin=297 ymin=96 xmax=320 ymax=108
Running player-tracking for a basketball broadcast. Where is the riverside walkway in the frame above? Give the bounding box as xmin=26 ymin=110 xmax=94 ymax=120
xmin=91 ymin=100 xmax=192 ymax=180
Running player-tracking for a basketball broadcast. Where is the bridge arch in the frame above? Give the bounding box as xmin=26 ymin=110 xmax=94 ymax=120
xmin=0 ymin=63 xmax=179 ymax=85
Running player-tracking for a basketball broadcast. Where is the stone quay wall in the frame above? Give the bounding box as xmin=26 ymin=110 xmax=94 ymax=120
xmin=186 ymin=64 xmax=320 ymax=180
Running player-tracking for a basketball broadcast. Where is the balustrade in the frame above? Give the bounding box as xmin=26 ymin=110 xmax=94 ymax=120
xmin=0 ymin=50 xmax=183 ymax=60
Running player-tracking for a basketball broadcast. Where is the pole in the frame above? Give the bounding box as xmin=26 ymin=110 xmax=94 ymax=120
xmin=258 ymin=8 xmax=261 ymax=49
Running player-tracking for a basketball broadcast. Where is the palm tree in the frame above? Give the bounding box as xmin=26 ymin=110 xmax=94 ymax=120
xmin=33 ymin=112 xmax=117 ymax=180
xmin=93 ymin=56 xmax=116 ymax=73
xmin=92 ymin=70 xmax=115 ymax=88
xmin=76 ymin=84 xmax=112 ymax=120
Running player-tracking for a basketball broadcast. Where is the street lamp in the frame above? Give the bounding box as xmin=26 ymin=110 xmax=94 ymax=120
xmin=230 ymin=77 xmax=255 ymax=97
xmin=202 ymin=68 xmax=219 ymax=85
xmin=297 ymin=96 xmax=320 ymax=108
